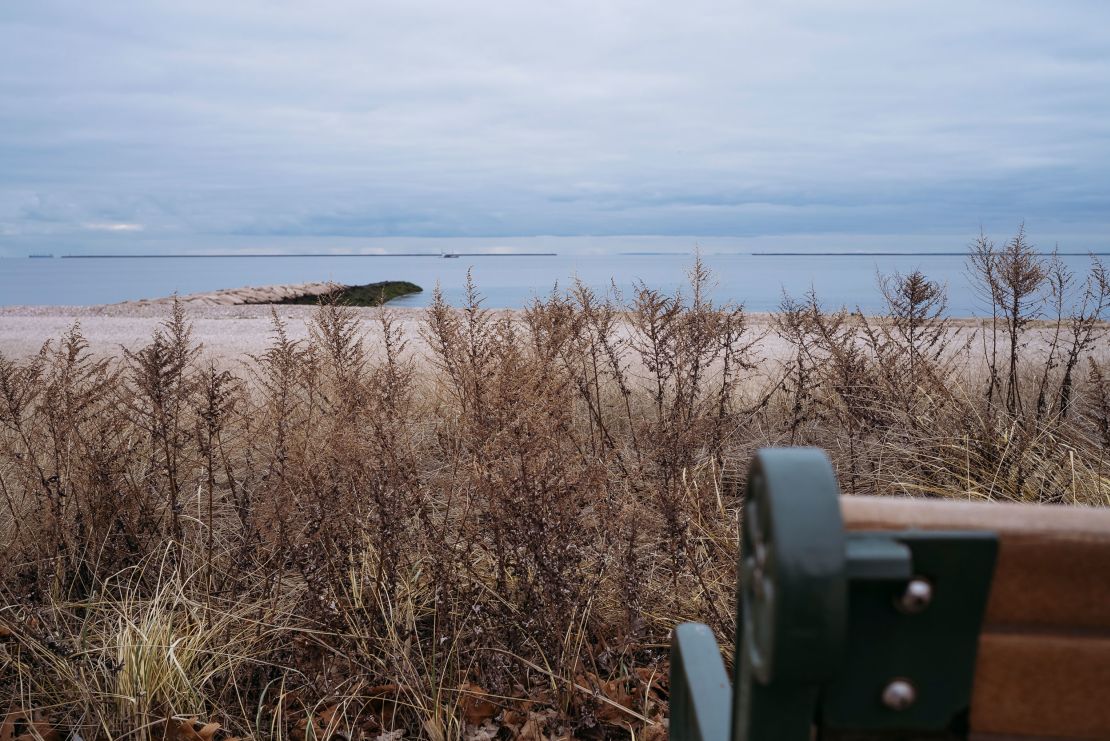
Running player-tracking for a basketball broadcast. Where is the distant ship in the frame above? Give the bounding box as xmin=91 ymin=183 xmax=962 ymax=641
xmin=442 ymin=253 xmax=460 ymax=259
xmin=28 ymin=253 xmax=55 ymax=259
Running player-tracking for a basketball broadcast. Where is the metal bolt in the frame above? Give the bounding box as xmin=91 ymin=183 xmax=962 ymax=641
xmin=898 ymin=577 xmax=933 ymax=614
xmin=881 ymin=679 xmax=917 ymax=711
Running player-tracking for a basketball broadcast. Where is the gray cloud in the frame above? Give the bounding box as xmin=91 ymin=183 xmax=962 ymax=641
xmin=2 ymin=1 xmax=1109 ymax=254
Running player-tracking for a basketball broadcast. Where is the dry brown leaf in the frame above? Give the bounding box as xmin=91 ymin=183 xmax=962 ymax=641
xmin=197 ymin=722 xmax=221 ymax=741
xmin=364 ymin=684 xmax=402 ymax=729
xmin=464 ymin=719 xmax=499 ymax=741
xmin=514 ymin=712 xmax=547 ymax=741
xmin=166 ymin=718 xmax=223 ymax=741
xmin=458 ymin=683 xmax=498 ymax=726
xmin=570 ymin=674 xmax=591 ymax=712
xmin=357 ymin=712 xmax=383 ymax=736
xmin=634 ymin=667 xmax=665 ymax=691
xmin=501 ymin=708 xmax=527 ymax=732
xmin=370 ymin=731 xmax=404 ymax=741
xmin=291 ymin=709 xmax=351 ymax=741
xmin=586 ymin=674 xmax=635 ymax=727
xmin=0 ymin=710 xmax=60 ymax=741
xmin=290 ymin=716 xmax=318 ymax=741
xmin=316 ymin=703 xmax=344 ymax=736
xmin=365 ymin=684 xmax=401 ymax=697
xmin=641 ymin=720 xmax=667 ymax=741
xmin=632 ymin=666 xmax=669 ymax=718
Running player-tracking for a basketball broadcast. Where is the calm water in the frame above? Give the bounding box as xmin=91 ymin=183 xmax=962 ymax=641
xmin=0 ymin=253 xmax=1101 ymax=316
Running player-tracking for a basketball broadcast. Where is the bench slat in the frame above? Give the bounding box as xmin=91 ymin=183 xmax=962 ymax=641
xmin=842 ymin=496 xmax=1110 ymax=632
xmin=843 ymin=496 xmax=1110 ymax=740
xmin=972 ymin=632 xmax=1110 ymax=739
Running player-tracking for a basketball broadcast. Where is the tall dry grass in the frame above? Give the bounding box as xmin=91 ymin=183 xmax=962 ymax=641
xmin=1 ymin=232 xmax=1108 ymax=740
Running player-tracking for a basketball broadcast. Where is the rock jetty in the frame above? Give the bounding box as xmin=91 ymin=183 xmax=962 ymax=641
xmin=117 ymin=282 xmax=345 ymax=307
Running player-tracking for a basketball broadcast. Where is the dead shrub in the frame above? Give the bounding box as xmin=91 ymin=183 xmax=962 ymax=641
xmin=0 ymin=231 xmax=1107 ymax=738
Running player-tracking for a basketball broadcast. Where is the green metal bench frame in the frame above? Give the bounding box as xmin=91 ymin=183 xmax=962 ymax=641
xmin=670 ymin=448 xmax=998 ymax=741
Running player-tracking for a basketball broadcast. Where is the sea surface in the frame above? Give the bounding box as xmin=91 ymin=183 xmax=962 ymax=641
xmin=0 ymin=252 xmax=1103 ymax=316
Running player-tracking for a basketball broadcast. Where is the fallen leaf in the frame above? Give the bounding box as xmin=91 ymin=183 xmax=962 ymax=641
xmin=515 ymin=713 xmax=547 ymax=741
xmin=370 ymin=731 xmax=404 ymax=741
xmin=458 ymin=683 xmax=498 ymax=726
xmin=463 ymin=719 xmax=499 ymax=741
xmin=291 ymin=716 xmax=320 ymax=741
xmin=501 ymin=708 xmax=527 ymax=732
xmin=364 ymin=685 xmax=402 ymax=729
xmin=197 ymin=722 xmax=221 ymax=741
xmin=317 ymin=704 xmax=344 ymax=737
xmin=589 ymin=674 xmax=635 ymax=726
xmin=641 ymin=720 xmax=668 ymax=741
xmin=169 ymin=718 xmax=223 ymax=741
xmin=0 ymin=710 xmax=61 ymax=741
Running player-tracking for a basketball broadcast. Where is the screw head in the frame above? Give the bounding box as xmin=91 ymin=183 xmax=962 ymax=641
xmin=882 ymin=679 xmax=917 ymax=711
xmin=898 ymin=577 xmax=933 ymax=614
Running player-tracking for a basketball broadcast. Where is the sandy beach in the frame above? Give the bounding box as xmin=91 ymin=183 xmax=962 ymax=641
xmin=0 ymin=282 xmax=426 ymax=360
xmin=0 ymin=288 xmax=1100 ymax=365
xmin=0 ymin=304 xmax=436 ymax=361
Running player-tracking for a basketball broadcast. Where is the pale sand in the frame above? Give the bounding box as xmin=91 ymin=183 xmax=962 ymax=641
xmin=0 ymin=304 xmax=432 ymax=361
xmin=1 ymin=295 xmax=1103 ymax=368
xmin=0 ymin=303 xmax=787 ymax=364
xmin=0 ymin=282 xmax=422 ymax=361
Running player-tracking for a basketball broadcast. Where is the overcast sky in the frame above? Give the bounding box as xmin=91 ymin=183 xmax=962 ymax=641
xmin=1 ymin=1 xmax=1108 ymax=255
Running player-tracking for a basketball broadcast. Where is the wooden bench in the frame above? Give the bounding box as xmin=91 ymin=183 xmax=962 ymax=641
xmin=669 ymin=448 xmax=1110 ymax=741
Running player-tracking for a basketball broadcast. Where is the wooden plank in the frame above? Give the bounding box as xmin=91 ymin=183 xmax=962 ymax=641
xmin=971 ymin=632 xmax=1110 ymax=740
xmin=842 ymin=496 xmax=1110 ymax=739
xmin=841 ymin=496 xmax=1110 ymax=631
xmin=840 ymin=495 xmax=1110 ymax=542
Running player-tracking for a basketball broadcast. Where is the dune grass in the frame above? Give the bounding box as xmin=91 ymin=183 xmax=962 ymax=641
xmin=0 ymin=228 xmax=1108 ymax=739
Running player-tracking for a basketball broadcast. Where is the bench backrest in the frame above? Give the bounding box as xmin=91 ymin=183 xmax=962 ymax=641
xmin=669 ymin=448 xmax=1110 ymax=741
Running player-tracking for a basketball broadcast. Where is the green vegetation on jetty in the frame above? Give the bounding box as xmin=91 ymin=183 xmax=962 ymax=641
xmin=270 ymin=280 xmax=422 ymax=306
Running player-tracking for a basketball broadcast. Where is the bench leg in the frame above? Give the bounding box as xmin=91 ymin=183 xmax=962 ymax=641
xmin=669 ymin=623 xmax=731 ymax=741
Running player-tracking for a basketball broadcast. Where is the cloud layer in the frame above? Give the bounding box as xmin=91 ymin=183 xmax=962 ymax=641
xmin=2 ymin=1 xmax=1109 ymax=254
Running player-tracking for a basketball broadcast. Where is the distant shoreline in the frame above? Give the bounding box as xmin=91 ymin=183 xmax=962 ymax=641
xmin=12 ymin=251 xmax=1108 ymax=259
xmin=750 ymin=251 xmax=1110 ymax=257
xmin=50 ymin=252 xmax=559 ymax=259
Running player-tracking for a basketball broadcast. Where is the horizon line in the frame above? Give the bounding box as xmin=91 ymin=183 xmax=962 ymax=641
xmin=46 ymin=252 xmax=560 ymax=259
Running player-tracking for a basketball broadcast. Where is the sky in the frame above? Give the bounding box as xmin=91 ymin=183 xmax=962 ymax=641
xmin=1 ymin=1 xmax=1109 ymax=256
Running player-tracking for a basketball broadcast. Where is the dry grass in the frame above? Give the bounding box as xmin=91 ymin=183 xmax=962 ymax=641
xmin=1 ymin=233 xmax=1108 ymax=740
